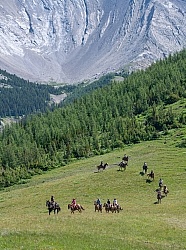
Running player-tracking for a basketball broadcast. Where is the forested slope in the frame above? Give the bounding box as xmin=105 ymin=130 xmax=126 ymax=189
xmin=0 ymin=69 xmax=62 ymax=116
xmin=0 ymin=49 xmax=186 ymax=187
xmin=0 ymin=69 xmax=115 ymax=117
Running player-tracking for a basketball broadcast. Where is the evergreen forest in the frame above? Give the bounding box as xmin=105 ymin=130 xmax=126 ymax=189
xmin=0 ymin=69 xmax=115 ymax=118
xmin=0 ymin=49 xmax=186 ymax=188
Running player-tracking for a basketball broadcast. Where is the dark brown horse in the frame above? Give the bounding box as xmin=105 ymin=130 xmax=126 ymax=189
xmin=68 ymin=204 xmax=85 ymax=214
xmin=97 ymin=163 xmax=108 ymax=171
xmin=103 ymin=203 xmax=111 ymax=213
xmin=118 ymin=161 xmax=127 ymax=171
xmin=157 ymin=191 xmax=162 ymax=204
xmin=94 ymin=201 xmax=102 ymax=212
xmin=46 ymin=200 xmax=61 ymax=215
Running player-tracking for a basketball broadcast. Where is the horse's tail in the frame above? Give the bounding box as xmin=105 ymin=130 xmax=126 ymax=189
xmin=80 ymin=205 xmax=85 ymax=210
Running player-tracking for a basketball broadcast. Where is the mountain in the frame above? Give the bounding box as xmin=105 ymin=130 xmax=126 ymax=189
xmin=0 ymin=0 xmax=186 ymax=84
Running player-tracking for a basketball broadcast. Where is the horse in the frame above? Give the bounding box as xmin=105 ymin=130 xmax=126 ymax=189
xmin=110 ymin=204 xmax=122 ymax=213
xmin=68 ymin=204 xmax=85 ymax=214
xmin=97 ymin=163 xmax=108 ymax=171
xmin=157 ymin=191 xmax=162 ymax=204
xmin=103 ymin=203 xmax=111 ymax=213
xmin=147 ymin=171 xmax=154 ymax=180
xmin=46 ymin=200 xmax=61 ymax=215
xmin=163 ymin=186 xmax=169 ymax=196
xmin=94 ymin=201 xmax=102 ymax=212
xmin=118 ymin=161 xmax=127 ymax=171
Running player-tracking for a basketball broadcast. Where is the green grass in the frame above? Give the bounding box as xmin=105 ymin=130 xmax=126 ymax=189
xmin=0 ymin=136 xmax=186 ymax=250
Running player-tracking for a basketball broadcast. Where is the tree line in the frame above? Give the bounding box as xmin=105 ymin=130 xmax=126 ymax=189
xmin=0 ymin=49 xmax=186 ymax=187
xmin=0 ymin=69 xmax=116 ymax=118
xmin=0 ymin=69 xmax=76 ymax=117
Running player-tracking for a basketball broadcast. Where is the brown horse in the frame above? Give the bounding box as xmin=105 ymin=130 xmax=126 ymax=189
xmin=94 ymin=201 xmax=102 ymax=212
xmin=163 ymin=186 xmax=169 ymax=196
xmin=103 ymin=203 xmax=111 ymax=213
xmin=68 ymin=204 xmax=85 ymax=214
xmin=97 ymin=163 xmax=108 ymax=171
xmin=46 ymin=200 xmax=61 ymax=215
xmin=157 ymin=191 xmax=162 ymax=204
xmin=118 ymin=161 xmax=127 ymax=171
xmin=110 ymin=205 xmax=122 ymax=213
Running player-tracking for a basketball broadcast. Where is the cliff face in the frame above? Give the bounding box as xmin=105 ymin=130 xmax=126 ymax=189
xmin=0 ymin=0 xmax=186 ymax=83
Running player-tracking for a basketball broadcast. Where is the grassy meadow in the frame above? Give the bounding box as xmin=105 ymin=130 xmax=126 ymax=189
xmin=0 ymin=133 xmax=186 ymax=250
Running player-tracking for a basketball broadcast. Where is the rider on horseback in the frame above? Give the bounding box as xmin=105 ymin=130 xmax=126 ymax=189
xmin=123 ymin=154 xmax=128 ymax=160
xmin=113 ymin=198 xmax=118 ymax=207
xmin=71 ymin=198 xmax=77 ymax=208
xmin=50 ymin=195 xmax=55 ymax=207
xmin=159 ymin=178 xmax=163 ymax=188
xmin=157 ymin=189 xmax=162 ymax=203
xmin=163 ymin=185 xmax=169 ymax=195
xmin=107 ymin=199 xmax=111 ymax=208
xmin=143 ymin=162 xmax=148 ymax=173
xmin=96 ymin=198 xmax=102 ymax=207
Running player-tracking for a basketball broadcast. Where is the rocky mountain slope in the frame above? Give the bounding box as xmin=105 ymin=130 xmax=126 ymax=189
xmin=0 ymin=0 xmax=185 ymax=84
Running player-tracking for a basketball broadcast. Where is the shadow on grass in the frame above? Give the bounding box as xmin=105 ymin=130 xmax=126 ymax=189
xmin=146 ymin=179 xmax=152 ymax=183
xmin=140 ymin=171 xmax=144 ymax=176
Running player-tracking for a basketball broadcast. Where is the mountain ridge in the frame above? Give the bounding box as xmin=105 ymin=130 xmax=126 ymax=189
xmin=0 ymin=0 xmax=186 ymax=84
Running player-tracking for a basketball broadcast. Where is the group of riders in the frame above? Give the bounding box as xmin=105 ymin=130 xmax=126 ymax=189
xmin=142 ymin=162 xmax=169 ymax=203
xmin=143 ymin=162 xmax=155 ymax=179
xmin=49 ymin=157 xmax=169 ymax=212
xmin=142 ymin=161 xmax=170 ymax=204
xmin=96 ymin=198 xmax=119 ymax=209
xmin=48 ymin=196 xmax=80 ymax=210
xmin=156 ymin=178 xmax=169 ymax=201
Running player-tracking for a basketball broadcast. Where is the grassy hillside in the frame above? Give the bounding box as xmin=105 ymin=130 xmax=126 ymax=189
xmin=1 ymin=49 xmax=186 ymax=187
xmin=0 ymin=134 xmax=185 ymax=250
